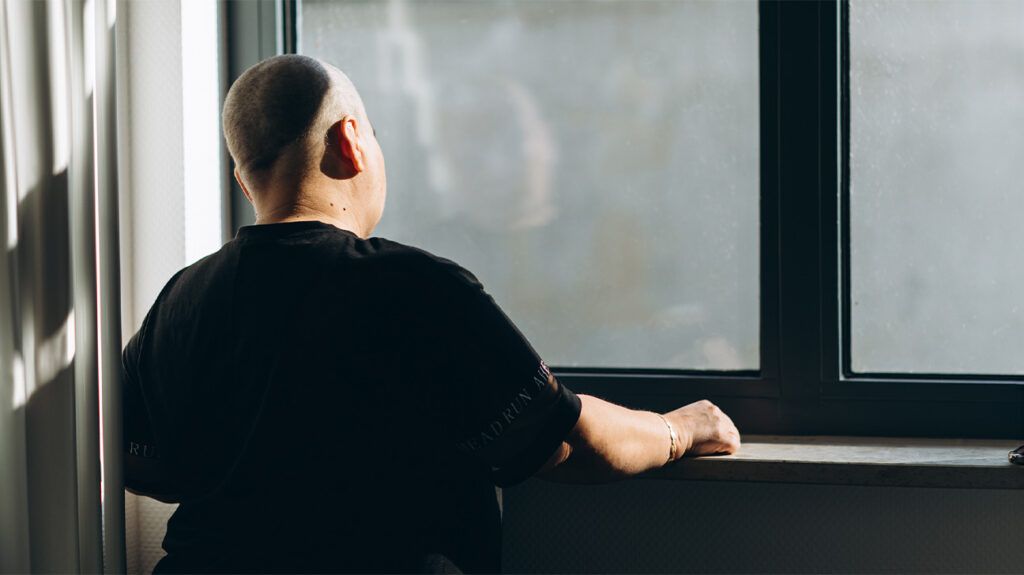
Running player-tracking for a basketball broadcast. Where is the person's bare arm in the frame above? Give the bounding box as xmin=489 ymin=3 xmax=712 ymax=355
xmin=537 ymin=396 xmax=740 ymax=483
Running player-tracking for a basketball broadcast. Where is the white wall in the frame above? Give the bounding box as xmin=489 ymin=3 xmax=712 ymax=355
xmin=117 ymin=1 xmax=223 ymax=572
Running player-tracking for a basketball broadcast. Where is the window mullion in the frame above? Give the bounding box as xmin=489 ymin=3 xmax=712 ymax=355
xmin=820 ymin=0 xmax=842 ymax=386
xmin=758 ymin=0 xmax=781 ymax=385
xmin=775 ymin=1 xmax=829 ymax=431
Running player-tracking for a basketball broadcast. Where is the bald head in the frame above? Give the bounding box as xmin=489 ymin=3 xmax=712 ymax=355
xmin=223 ymin=55 xmax=366 ymax=189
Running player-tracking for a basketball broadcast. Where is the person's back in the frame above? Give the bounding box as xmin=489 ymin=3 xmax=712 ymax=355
xmin=128 ymin=221 xmax=571 ymax=571
xmin=123 ymin=54 xmax=741 ymax=573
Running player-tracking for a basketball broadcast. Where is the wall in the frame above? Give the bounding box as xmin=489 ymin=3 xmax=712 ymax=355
xmin=504 ymin=479 xmax=1022 ymax=573
xmin=118 ymin=0 xmax=222 ymax=572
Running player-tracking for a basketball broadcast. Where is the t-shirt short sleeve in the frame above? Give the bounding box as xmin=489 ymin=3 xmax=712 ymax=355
xmin=410 ymin=258 xmax=582 ymax=487
xmin=122 ymin=329 xmax=149 ymax=447
xmin=121 ymin=299 xmax=180 ymax=501
xmin=122 ymin=328 xmax=163 ymax=491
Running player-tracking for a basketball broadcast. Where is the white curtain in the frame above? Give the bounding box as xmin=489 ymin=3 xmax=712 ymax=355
xmin=0 ymin=0 xmax=124 ymax=572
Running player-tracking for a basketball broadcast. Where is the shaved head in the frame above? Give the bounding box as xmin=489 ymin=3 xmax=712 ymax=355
xmin=223 ymin=54 xmax=367 ymax=189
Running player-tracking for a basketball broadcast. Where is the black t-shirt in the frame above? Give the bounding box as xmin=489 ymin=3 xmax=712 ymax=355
xmin=122 ymin=221 xmax=581 ymax=573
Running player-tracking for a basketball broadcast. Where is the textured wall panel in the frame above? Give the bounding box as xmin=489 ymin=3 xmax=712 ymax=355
xmin=124 ymin=493 xmax=139 ymax=575
xmin=504 ymin=479 xmax=1024 ymax=573
xmin=135 ymin=496 xmax=175 ymax=574
xmin=122 ymin=1 xmax=183 ymax=572
xmin=125 ymin=0 xmax=184 ymax=319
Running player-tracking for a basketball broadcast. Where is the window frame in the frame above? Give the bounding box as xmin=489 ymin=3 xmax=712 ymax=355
xmin=225 ymin=0 xmax=1024 ymax=439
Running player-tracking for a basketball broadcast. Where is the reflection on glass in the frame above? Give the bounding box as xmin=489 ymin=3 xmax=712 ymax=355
xmin=302 ymin=0 xmax=759 ymax=369
xmin=850 ymin=0 xmax=1024 ymax=374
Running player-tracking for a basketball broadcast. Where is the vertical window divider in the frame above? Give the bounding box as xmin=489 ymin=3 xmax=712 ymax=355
xmin=758 ymin=0 xmax=783 ymax=430
xmin=820 ymin=0 xmax=842 ymax=391
xmin=835 ymin=0 xmax=850 ymax=383
xmin=775 ymin=0 xmax=830 ymax=432
xmin=224 ymin=0 xmax=282 ymax=232
xmin=758 ymin=0 xmax=780 ymax=385
xmin=280 ymin=0 xmax=298 ymax=55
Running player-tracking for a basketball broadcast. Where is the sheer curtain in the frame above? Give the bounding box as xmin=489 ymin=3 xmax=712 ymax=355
xmin=0 ymin=0 xmax=124 ymax=572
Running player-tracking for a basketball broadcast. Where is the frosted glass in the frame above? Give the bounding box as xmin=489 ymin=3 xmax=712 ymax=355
xmin=850 ymin=0 xmax=1024 ymax=374
xmin=302 ymin=0 xmax=759 ymax=369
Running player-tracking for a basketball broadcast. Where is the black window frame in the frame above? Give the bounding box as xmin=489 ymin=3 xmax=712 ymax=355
xmin=224 ymin=0 xmax=1024 ymax=439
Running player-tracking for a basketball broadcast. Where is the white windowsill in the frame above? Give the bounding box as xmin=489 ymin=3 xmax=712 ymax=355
xmin=648 ymin=435 xmax=1024 ymax=489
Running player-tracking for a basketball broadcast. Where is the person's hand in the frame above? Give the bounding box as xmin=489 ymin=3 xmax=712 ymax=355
xmin=666 ymin=400 xmax=740 ymax=457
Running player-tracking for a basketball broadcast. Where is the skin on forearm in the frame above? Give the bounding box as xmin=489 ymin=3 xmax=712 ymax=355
xmin=538 ymin=394 xmax=676 ymax=483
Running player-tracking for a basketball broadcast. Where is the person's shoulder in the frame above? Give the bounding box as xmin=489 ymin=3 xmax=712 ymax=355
xmin=128 ymin=244 xmax=235 ymax=351
xmin=141 ymin=241 xmax=240 ymax=322
xmin=167 ymin=242 xmax=237 ymax=295
xmin=358 ymin=236 xmax=483 ymax=292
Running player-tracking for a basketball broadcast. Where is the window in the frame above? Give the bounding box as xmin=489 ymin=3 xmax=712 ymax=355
xmin=226 ymin=0 xmax=1024 ymax=438
xmin=849 ymin=0 xmax=1024 ymax=375
xmin=299 ymin=0 xmax=760 ymax=370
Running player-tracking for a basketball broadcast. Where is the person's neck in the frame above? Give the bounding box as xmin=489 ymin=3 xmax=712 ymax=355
xmin=254 ymin=186 xmax=369 ymax=238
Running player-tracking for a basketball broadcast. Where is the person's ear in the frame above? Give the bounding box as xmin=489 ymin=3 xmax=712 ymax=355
xmin=337 ymin=115 xmax=367 ymax=174
xmin=234 ymin=168 xmax=255 ymax=206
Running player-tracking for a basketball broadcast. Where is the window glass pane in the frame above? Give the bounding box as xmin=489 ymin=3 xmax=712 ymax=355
xmin=850 ymin=0 xmax=1024 ymax=374
xmin=301 ymin=0 xmax=759 ymax=369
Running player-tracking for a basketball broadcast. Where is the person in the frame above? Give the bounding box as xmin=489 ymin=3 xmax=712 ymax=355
xmin=122 ymin=54 xmax=741 ymax=574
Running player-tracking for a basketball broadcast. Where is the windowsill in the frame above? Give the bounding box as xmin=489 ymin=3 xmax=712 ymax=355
xmin=648 ymin=435 xmax=1024 ymax=489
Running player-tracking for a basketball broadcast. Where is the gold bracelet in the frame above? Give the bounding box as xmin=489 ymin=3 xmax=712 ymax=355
xmin=656 ymin=414 xmax=679 ymax=464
